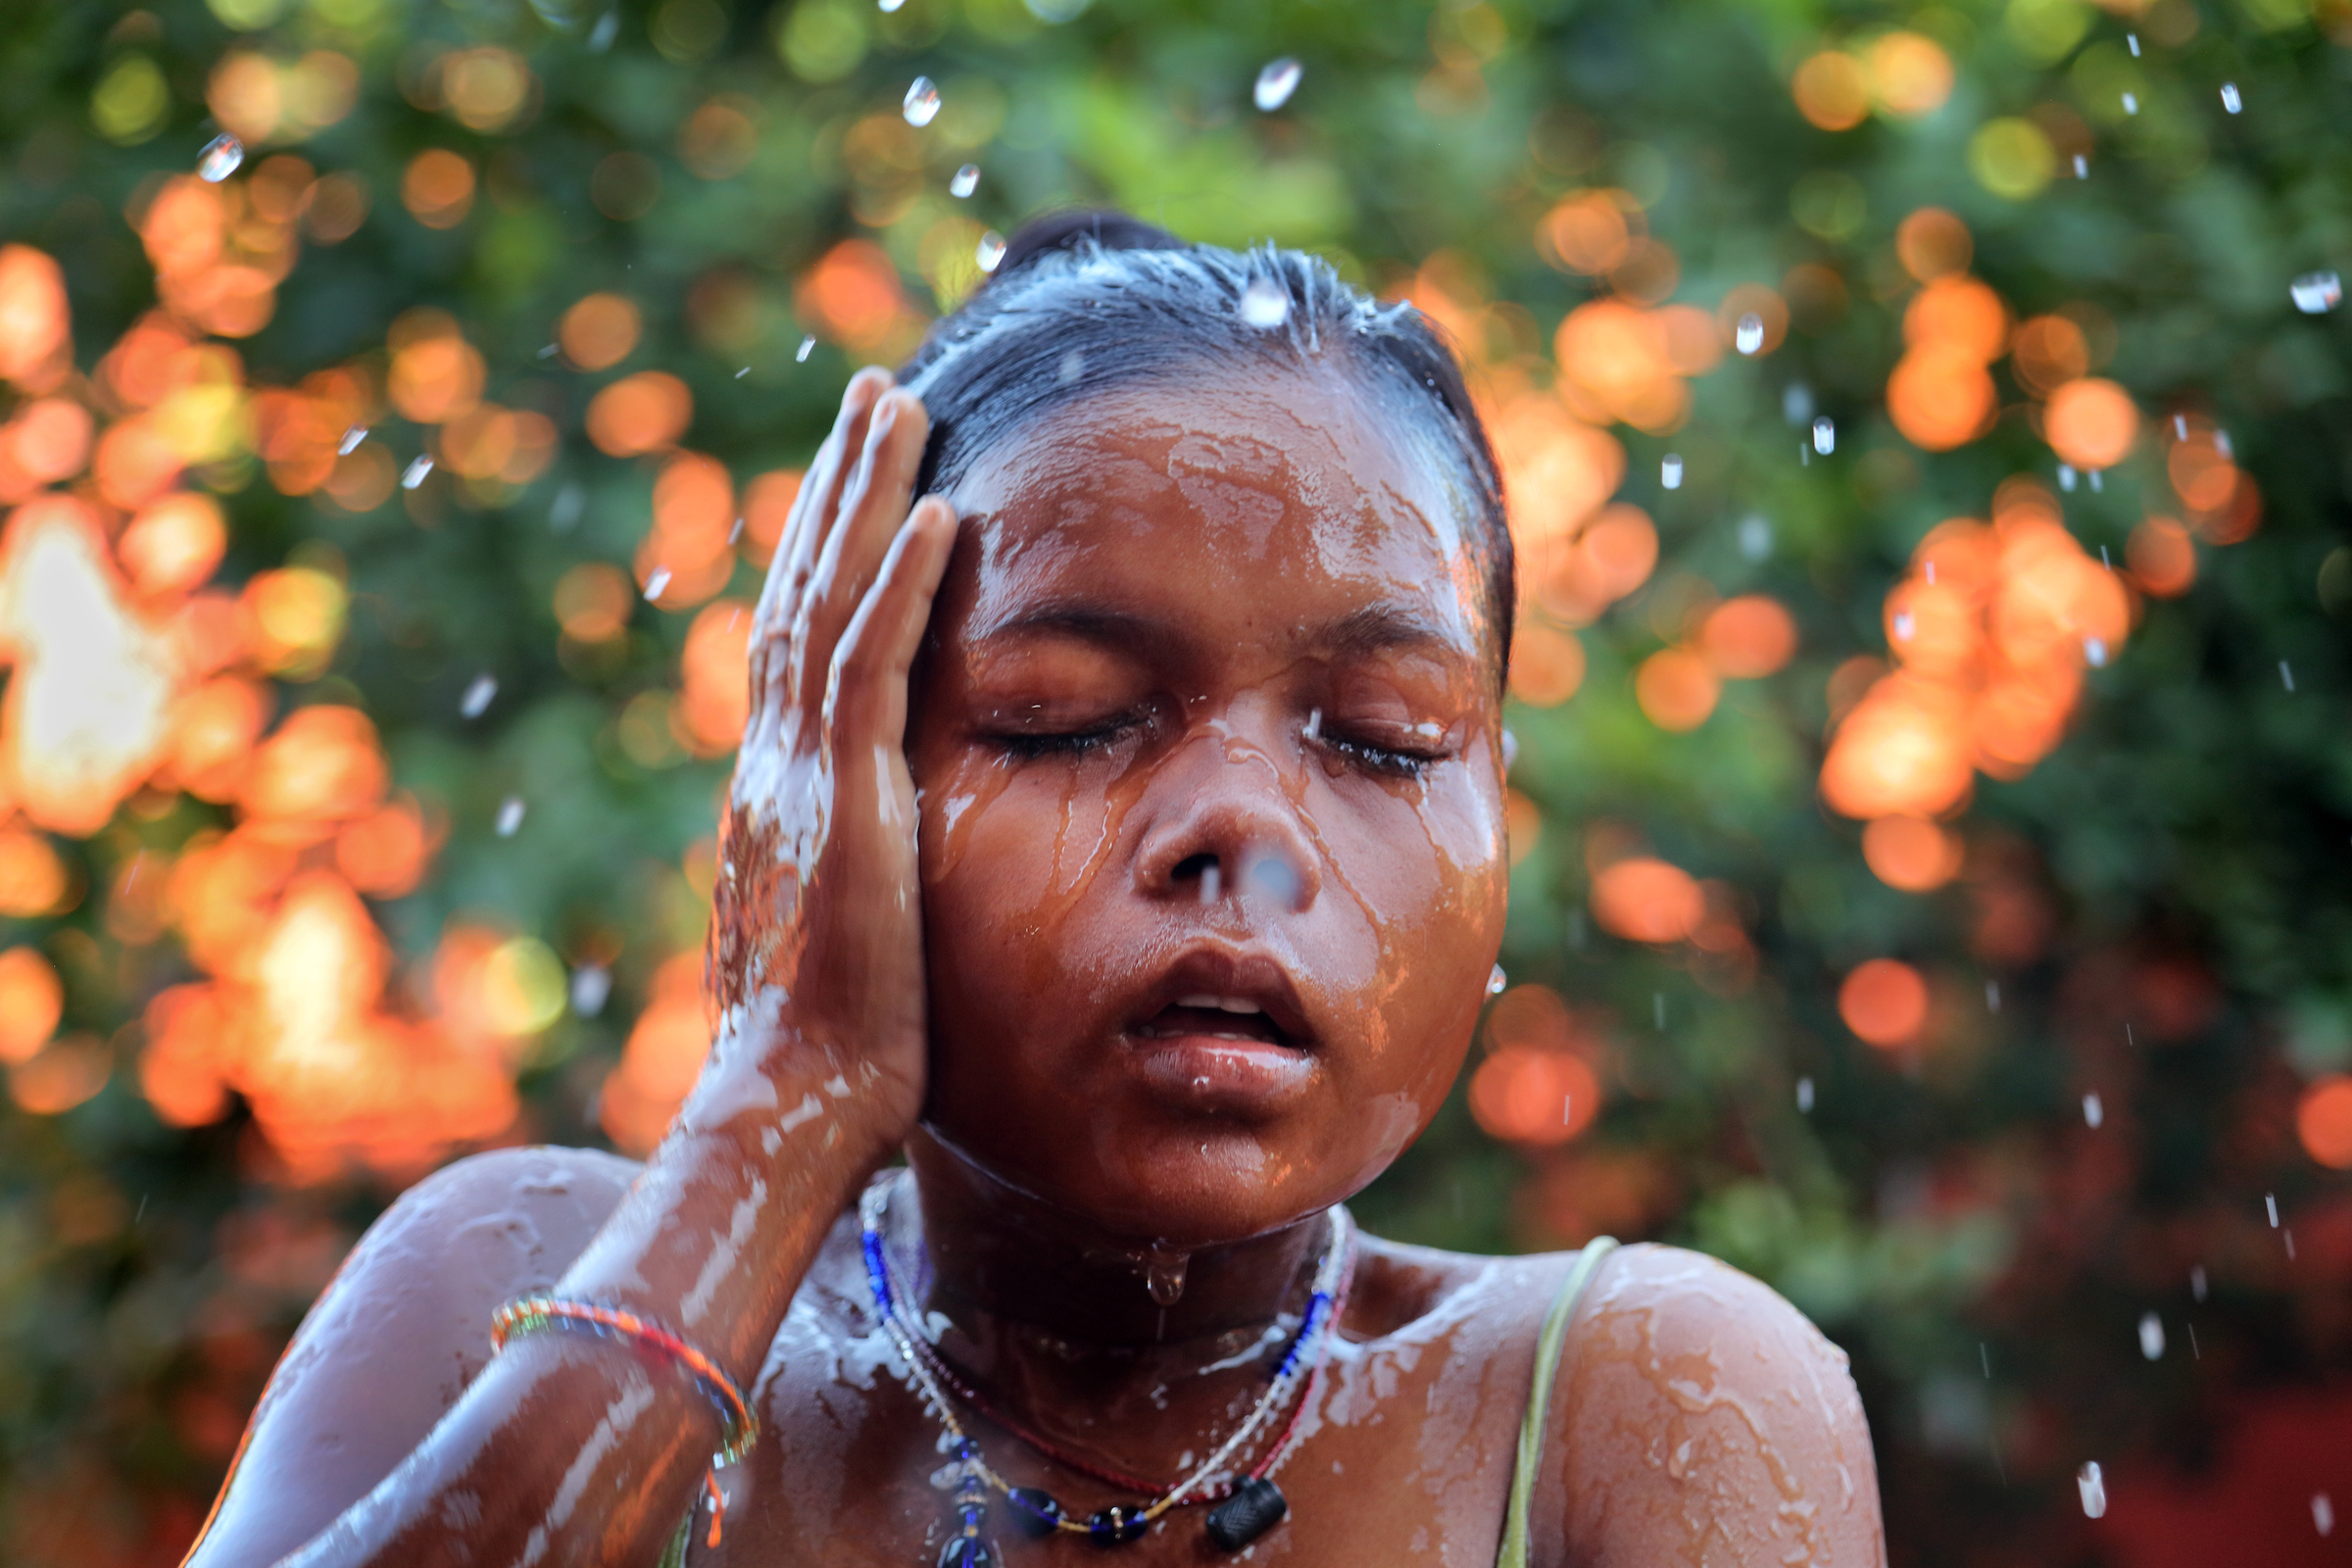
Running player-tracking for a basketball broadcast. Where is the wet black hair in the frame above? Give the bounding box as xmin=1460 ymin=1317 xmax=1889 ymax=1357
xmin=895 ymin=210 xmax=1515 ymax=662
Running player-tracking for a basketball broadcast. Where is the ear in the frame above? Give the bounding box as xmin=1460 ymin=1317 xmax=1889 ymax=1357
xmin=1501 ymin=727 xmax=1519 ymax=776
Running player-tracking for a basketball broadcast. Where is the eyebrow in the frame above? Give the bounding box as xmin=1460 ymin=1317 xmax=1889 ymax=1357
xmin=971 ymin=601 xmax=1471 ymax=662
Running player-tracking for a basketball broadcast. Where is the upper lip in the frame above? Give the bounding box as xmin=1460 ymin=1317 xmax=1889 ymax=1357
xmin=1124 ymin=946 xmax=1315 ymax=1049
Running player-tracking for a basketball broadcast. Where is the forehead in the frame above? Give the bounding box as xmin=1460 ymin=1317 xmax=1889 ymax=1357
xmin=938 ymin=369 xmax=1487 ymax=649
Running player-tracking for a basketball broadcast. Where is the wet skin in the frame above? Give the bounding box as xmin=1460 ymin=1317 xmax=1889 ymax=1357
xmin=182 ymin=368 xmax=1885 ymax=1567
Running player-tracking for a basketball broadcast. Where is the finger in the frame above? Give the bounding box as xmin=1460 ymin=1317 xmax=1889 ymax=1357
xmin=795 ymin=387 xmax=931 ymax=717
xmin=755 ymin=368 xmax=891 ymax=638
xmin=829 ymin=496 xmax=956 ymax=760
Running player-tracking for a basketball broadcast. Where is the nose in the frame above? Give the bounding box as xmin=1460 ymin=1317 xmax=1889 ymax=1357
xmin=1132 ymin=729 xmax=1321 ymax=914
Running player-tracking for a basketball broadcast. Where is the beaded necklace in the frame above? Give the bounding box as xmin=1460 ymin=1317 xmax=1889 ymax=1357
xmin=858 ymin=1176 xmax=1354 ymax=1562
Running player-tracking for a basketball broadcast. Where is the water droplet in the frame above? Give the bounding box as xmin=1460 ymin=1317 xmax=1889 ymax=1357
xmin=2084 ymin=636 xmax=2108 ymax=667
xmin=198 ymin=133 xmax=244 ymax=182
xmin=1561 ymin=1093 xmax=1575 ymax=1124
xmin=2191 ymin=1264 xmax=2208 ymax=1300
xmin=1738 ymin=514 xmax=1772 ymax=560
xmin=2074 ymin=153 xmax=2089 ymax=178
xmin=1986 ymin=979 xmax=2001 ymax=1011
xmin=537 ymin=343 xmax=561 ymax=360
xmin=401 ymin=455 xmax=434 ymax=490
xmin=976 ymin=230 xmax=1006 ymax=272
xmin=879 ymin=0 xmax=905 ymax=10
xmin=1893 ymin=611 xmax=1916 ymax=641
xmin=1487 ymin=964 xmax=1507 ymax=997
xmin=2215 ymin=429 xmax=2233 ymax=458
xmin=1302 ymin=707 xmax=1322 ymax=741
xmin=2079 ymin=1462 xmax=2107 ymax=1519
xmin=2083 ymin=1092 xmax=2103 ymax=1128
xmin=2267 ymin=1192 xmax=2279 ymax=1226
xmin=570 ymin=964 xmax=611 ymax=1016
xmin=1653 ymin=992 xmax=1666 ymax=1030
xmin=796 ymin=334 xmax=816 ymax=362
xmin=2280 ymin=661 xmax=2295 ymax=693
xmin=2290 ymin=270 xmax=2342 ymax=314
xmin=461 ymin=673 xmax=498 ymax=718
xmin=1145 ymin=1241 xmax=1188 ymax=1305
xmin=2122 ymin=91 xmax=2138 ymax=115
xmin=551 ymin=483 xmax=584 ymax=532
xmin=1660 ymin=454 xmax=1683 ymax=490
xmin=2127 ymin=31 xmax=2140 ymax=55
xmin=2221 ymin=81 xmax=2242 ymax=114
xmin=496 ymin=797 xmax=526 ymax=837
xmin=2174 ymin=413 xmax=2189 ymax=439
xmin=1253 ymin=57 xmax=1301 ymax=112
xmin=1239 ymin=276 xmax=1291 ymax=328
xmin=903 ymin=76 xmax=941 ymax=127
xmin=1735 ymin=313 xmax=1765 ymax=355
xmin=1199 ymin=863 xmax=1222 ymax=905
xmin=1925 ymin=561 xmax=1937 ymax=584
xmin=646 ymin=566 xmax=673 ymax=601
xmin=734 ymin=366 xmax=750 ymax=378
xmin=1812 ymin=417 xmax=1835 ymax=455
xmin=2058 ymin=463 xmax=2079 ymax=492
xmin=1056 ymin=349 xmax=1083 ymax=384
xmin=950 ymin=163 xmax=979 ymax=198
xmin=1795 ymin=1076 xmax=1814 ymax=1112
xmin=338 ymin=425 xmax=368 ymax=456
xmin=2137 ymin=1310 xmax=2164 ymax=1359
xmin=2316 ymin=1494 xmax=2335 ymax=1538
xmin=1783 ymin=382 xmax=1814 ymax=425
xmin=2088 ymin=466 xmax=2103 ymax=492
xmin=589 ymin=8 xmax=618 ymax=51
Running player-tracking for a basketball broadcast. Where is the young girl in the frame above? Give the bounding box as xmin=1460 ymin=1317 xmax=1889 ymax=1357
xmin=182 ymin=215 xmax=1884 ymax=1568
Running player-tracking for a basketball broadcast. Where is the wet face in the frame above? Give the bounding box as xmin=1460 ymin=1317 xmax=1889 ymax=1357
xmin=905 ymin=367 xmax=1509 ymax=1250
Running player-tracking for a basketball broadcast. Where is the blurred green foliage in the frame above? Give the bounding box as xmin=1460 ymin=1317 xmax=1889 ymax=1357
xmin=3 ymin=0 xmax=2352 ymax=1561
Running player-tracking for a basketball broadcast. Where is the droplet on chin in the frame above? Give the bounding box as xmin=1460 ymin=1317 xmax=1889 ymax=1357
xmin=1146 ymin=1241 xmax=1188 ymax=1305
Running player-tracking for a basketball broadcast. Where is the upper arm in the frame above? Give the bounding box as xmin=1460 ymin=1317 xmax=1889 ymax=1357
xmin=186 ymin=1145 xmax=639 ymax=1568
xmin=1545 ymin=1243 xmax=1886 ymax=1568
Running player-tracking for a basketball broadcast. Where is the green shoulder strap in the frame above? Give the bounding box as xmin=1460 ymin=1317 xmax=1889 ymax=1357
xmin=659 ymin=1510 xmax=693 ymax=1568
xmin=1494 ymin=1236 xmax=1619 ymax=1568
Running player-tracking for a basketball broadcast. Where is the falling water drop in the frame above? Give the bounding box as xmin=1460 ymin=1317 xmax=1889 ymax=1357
xmin=903 ymin=76 xmax=942 ymax=126
xmin=461 ymin=673 xmax=498 ymax=718
xmin=2122 ymin=91 xmax=2138 ymax=115
xmin=2221 ymin=81 xmax=2242 ymax=114
xmin=1735 ymin=313 xmax=1765 ymax=355
xmin=2083 ymin=1092 xmax=2103 ymax=1128
xmin=1783 ymin=382 xmax=1814 ymax=424
xmin=1239 ymin=276 xmax=1291 ymax=328
xmin=496 ymin=797 xmax=526 ymax=837
xmin=1487 ymin=965 xmax=1507 ymax=997
xmin=2316 ymin=1494 xmax=2336 ymax=1539
xmin=197 ymin=133 xmax=245 ymax=182
xmin=2267 ymin=1193 xmax=2279 ymax=1226
xmin=2079 ymin=1462 xmax=2107 ymax=1519
xmin=2127 ymin=31 xmax=2140 ymax=55
xmin=2190 ymin=1264 xmax=2208 ymax=1301
xmin=338 ymin=425 xmax=368 ymax=456
xmin=879 ymin=0 xmax=905 ymax=10
xmin=2074 ymin=153 xmax=2089 ymax=178
xmin=734 ymin=366 xmax=750 ymax=378
xmin=796 ymin=334 xmax=816 ymax=362
xmin=551 ymin=483 xmax=584 ymax=532
xmin=2058 ymin=463 xmax=2079 ymax=492
xmin=1660 ymin=454 xmax=1684 ymax=489
xmin=950 ymin=163 xmax=979 ymax=198
xmin=1811 ymin=416 xmax=1836 ymax=455
xmin=2290 ymin=270 xmax=2342 ymax=314
xmin=976 ymin=230 xmax=1006 ymax=272
xmin=2088 ymin=467 xmax=2103 ymax=492
xmin=2084 ymin=636 xmax=2108 ymax=667
xmin=401 ymin=455 xmax=434 ymax=490
xmin=1253 ymin=57 xmax=1302 ymax=112
xmin=570 ymin=964 xmax=612 ymax=1017
xmin=1893 ymin=611 xmax=1916 ymax=642
xmin=2137 ymin=1311 xmax=2165 ymax=1360
xmin=1145 ymin=1241 xmax=1189 ymax=1305
xmin=1795 ymin=1076 xmax=1814 ymax=1113
xmin=1986 ymin=979 xmax=2001 ymax=1011
xmin=645 ymin=565 xmax=672 ymax=600
xmin=2174 ymin=413 xmax=2189 ymax=439
xmin=589 ymin=8 xmax=618 ymax=50
xmin=2280 ymin=661 xmax=2295 ymax=693
xmin=1199 ymin=863 xmax=1222 ymax=905
xmin=1738 ymin=514 xmax=1772 ymax=560
xmin=1925 ymin=561 xmax=1936 ymax=584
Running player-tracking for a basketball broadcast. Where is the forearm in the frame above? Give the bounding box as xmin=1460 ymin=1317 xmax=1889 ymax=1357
xmin=224 ymin=1024 xmax=898 ymax=1568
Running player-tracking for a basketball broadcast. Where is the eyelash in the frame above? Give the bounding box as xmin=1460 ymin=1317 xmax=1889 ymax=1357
xmin=994 ymin=718 xmax=1444 ymax=779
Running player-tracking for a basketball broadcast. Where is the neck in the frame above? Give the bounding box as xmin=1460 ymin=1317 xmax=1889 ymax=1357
xmin=895 ymin=1132 xmax=1332 ymax=1353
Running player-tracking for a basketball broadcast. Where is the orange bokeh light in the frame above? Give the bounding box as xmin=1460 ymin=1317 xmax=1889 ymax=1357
xmin=796 ymin=239 xmax=920 ymax=356
xmin=1538 ymin=189 xmax=1637 ymax=274
xmin=387 ymin=309 xmax=485 ymax=425
xmin=555 ymin=562 xmax=636 ymax=644
xmin=120 ymin=493 xmax=228 ymax=599
xmin=335 ymin=796 xmax=430 ymax=898
xmin=1862 ymin=815 xmax=1964 ymax=892
xmin=2127 ymin=515 xmax=2196 ymax=598
xmin=0 ymin=826 xmax=70 ymax=917
xmin=1698 ymin=595 xmax=1797 ymax=678
xmin=1869 ymin=32 xmax=1954 ymax=116
xmin=237 ymin=705 xmax=388 ymax=844
xmin=677 ymin=599 xmax=754 ymax=756
xmin=0 ymin=245 xmax=73 ymax=389
xmin=601 ymin=951 xmax=710 ymax=1155
xmin=2011 ymin=315 xmax=2090 ymax=396
xmin=1470 ymin=1047 xmax=1600 ymax=1144
xmin=2297 ymin=1075 xmax=2352 ymax=1169
xmin=560 ymin=292 xmax=642 ymax=371
xmin=1839 ymin=958 xmax=1929 ymax=1047
xmin=0 ymin=945 xmax=63 ymax=1065
xmin=588 ymin=371 xmax=693 ymax=459
xmin=402 ymin=149 xmax=476 ymax=228
xmin=1507 ymin=622 xmax=1586 ymax=707
xmin=1895 ymin=209 xmax=1973 ymax=283
xmin=1793 ymin=51 xmax=1871 ymax=130
xmin=1635 ymin=647 xmax=1720 ymax=731
xmin=168 ymin=676 xmax=271 ymax=803
xmin=2044 ymin=377 xmax=2139 ymax=470
xmin=1591 ymin=856 xmax=1705 ymax=944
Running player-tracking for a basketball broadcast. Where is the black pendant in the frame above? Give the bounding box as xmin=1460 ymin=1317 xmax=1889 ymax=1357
xmin=1204 ymin=1478 xmax=1288 ymax=1551
xmin=1087 ymin=1504 xmax=1151 ymax=1546
xmin=1006 ymin=1487 xmax=1065 ymax=1539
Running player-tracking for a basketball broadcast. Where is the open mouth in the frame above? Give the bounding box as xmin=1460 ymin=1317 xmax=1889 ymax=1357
xmin=1132 ymin=995 xmax=1303 ymax=1050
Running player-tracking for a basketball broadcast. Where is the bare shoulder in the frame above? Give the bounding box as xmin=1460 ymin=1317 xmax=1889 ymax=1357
xmin=187 ymin=1145 xmax=640 ymax=1567
xmin=1544 ymin=1242 xmax=1886 ymax=1568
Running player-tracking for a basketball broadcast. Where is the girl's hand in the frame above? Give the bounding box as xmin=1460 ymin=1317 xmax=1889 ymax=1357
xmin=706 ymin=370 xmax=955 ymax=1152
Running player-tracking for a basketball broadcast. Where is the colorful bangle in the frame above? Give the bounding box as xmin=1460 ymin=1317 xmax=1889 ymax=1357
xmin=490 ymin=1295 xmax=760 ymax=1545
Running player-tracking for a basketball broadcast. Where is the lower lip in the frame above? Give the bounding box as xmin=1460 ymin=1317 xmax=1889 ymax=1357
xmin=1123 ymin=1032 xmax=1315 ymax=1112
